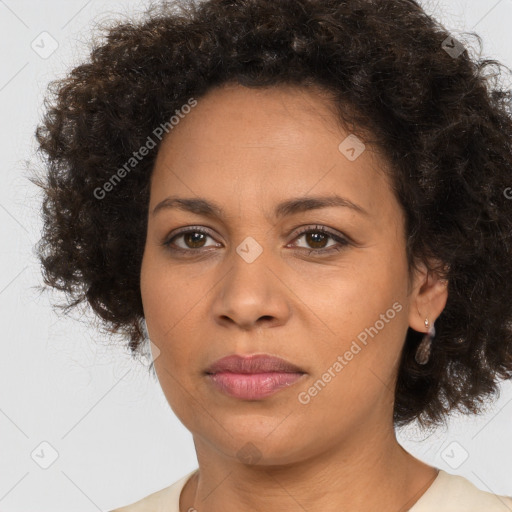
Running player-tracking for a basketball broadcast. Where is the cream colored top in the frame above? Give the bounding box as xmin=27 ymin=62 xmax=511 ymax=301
xmin=110 ymin=468 xmax=512 ymax=512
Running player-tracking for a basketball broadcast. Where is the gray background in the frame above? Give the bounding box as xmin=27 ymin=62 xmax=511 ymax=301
xmin=0 ymin=0 xmax=511 ymax=510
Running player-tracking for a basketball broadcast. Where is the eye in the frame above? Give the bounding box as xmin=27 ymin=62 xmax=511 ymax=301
xmin=288 ymin=225 xmax=350 ymax=255
xmin=163 ymin=226 xmax=220 ymax=252
xmin=161 ymin=224 xmax=350 ymax=256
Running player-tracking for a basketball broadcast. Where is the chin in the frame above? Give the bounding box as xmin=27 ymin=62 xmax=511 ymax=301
xmin=198 ymin=417 xmax=319 ymax=467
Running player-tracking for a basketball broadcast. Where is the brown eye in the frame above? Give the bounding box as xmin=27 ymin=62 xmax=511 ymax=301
xmin=301 ymin=231 xmax=330 ymax=249
xmin=290 ymin=225 xmax=350 ymax=255
xmin=163 ymin=227 xmax=220 ymax=252
xmin=181 ymin=231 xmax=208 ymax=249
xmin=162 ymin=224 xmax=349 ymax=257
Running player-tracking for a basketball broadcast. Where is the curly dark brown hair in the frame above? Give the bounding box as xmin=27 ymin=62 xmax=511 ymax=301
xmin=31 ymin=0 xmax=512 ymax=429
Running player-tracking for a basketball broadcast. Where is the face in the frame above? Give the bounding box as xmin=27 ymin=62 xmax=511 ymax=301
xmin=140 ymin=83 xmax=433 ymax=466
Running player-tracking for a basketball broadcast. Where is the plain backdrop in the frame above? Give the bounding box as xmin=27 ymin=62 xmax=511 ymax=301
xmin=1 ymin=0 xmax=511 ymax=510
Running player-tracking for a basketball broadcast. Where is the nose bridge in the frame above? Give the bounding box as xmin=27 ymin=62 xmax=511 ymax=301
xmin=211 ymin=230 xmax=289 ymax=328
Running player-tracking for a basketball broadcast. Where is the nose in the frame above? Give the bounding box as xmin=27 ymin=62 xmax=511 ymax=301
xmin=210 ymin=243 xmax=291 ymax=331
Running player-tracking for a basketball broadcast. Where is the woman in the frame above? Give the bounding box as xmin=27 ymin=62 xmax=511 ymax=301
xmin=32 ymin=0 xmax=512 ymax=510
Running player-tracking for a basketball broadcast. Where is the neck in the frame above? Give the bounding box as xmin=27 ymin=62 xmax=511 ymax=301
xmin=180 ymin=424 xmax=438 ymax=512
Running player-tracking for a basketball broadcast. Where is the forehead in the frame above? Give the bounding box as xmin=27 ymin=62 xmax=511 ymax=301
xmin=157 ymin=82 xmax=350 ymax=151
xmin=150 ymin=83 xmax=396 ymax=224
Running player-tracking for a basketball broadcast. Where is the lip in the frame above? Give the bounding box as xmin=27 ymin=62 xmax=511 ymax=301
xmin=205 ymin=354 xmax=306 ymax=400
xmin=205 ymin=354 xmax=305 ymax=374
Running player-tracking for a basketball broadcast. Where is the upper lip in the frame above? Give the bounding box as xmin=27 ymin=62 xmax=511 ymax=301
xmin=205 ymin=354 xmax=305 ymax=374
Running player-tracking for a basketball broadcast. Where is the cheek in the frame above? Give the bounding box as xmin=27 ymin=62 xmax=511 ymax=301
xmin=140 ymin=252 xmax=211 ymax=388
xmin=304 ymin=247 xmax=409 ymax=383
xmin=296 ymin=291 xmax=407 ymax=425
xmin=140 ymin=255 xmax=203 ymax=420
xmin=141 ymin=251 xmax=194 ymax=333
xmin=306 ymin=260 xmax=405 ymax=337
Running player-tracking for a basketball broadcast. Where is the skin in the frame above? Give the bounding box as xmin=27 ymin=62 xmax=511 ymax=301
xmin=139 ymin=82 xmax=448 ymax=512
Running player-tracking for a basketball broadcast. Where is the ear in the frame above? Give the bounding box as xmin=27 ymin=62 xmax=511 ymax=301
xmin=408 ymin=259 xmax=449 ymax=333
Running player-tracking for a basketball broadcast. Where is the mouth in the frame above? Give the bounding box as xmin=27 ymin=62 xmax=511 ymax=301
xmin=205 ymin=354 xmax=306 ymax=400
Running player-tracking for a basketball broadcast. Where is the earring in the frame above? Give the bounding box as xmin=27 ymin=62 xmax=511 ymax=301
xmin=142 ymin=318 xmax=149 ymax=339
xmin=415 ymin=317 xmax=436 ymax=365
xmin=141 ymin=319 xmax=157 ymax=370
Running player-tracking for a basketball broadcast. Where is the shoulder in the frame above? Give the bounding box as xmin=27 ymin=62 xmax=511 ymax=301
xmin=109 ymin=469 xmax=198 ymax=512
xmin=411 ymin=469 xmax=512 ymax=512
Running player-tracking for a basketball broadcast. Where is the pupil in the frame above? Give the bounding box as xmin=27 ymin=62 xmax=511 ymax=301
xmin=185 ymin=232 xmax=205 ymax=248
xmin=307 ymin=232 xmax=327 ymax=248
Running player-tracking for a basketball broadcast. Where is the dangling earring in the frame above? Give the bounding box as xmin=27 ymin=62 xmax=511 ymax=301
xmin=415 ymin=317 xmax=436 ymax=365
xmin=141 ymin=318 xmax=149 ymax=339
xmin=141 ymin=318 xmax=153 ymax=357
xmin=141 ymin=318 xmax=160 ymax=370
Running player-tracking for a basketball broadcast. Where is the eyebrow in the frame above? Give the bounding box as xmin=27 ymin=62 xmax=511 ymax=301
xmin=152 ymin=194 xmax=369 ymax=219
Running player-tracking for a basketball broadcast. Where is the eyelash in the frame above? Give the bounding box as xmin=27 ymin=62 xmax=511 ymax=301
xmin=161 ymin=225 xmax=350 ymax=257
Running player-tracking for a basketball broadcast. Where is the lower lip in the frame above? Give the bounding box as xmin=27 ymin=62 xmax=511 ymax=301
xmin=206 ymin=372 xmax=305 ymax=400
